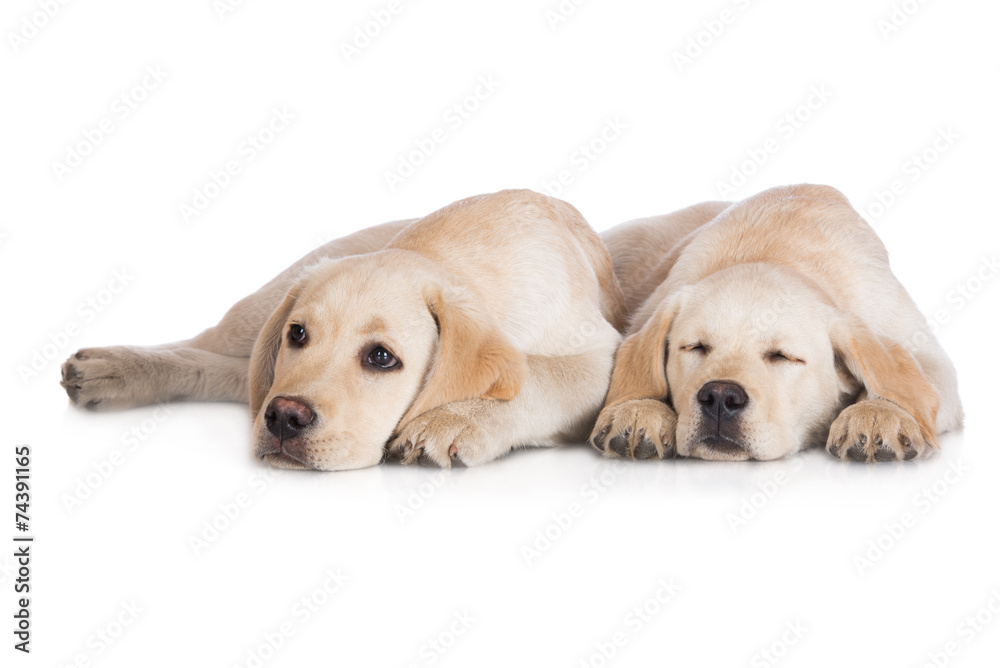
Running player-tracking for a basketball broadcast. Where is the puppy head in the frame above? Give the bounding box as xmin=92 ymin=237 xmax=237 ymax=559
xmin=611 ymin=263 xmax=940 ymax=461
xmin=663 ymin=265 xmax=847 ymax=460
xmin=248 ymin=251 xmax=525 ymax=471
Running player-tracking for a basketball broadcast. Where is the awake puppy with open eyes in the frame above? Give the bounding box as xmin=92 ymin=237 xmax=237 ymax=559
xmin=592 ymin=184 xmax=962 ymax=463
xmin=61 ymin=189 xmax=627 ymax=470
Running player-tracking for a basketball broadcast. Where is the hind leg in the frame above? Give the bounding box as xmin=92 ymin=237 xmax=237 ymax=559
xmin=60 ymin=284 xmax=283 ymax=411
xmin=61 ymin=345 xmax=250 ymax=410
xmin=61 ymin=219 xmax=411 ymax=411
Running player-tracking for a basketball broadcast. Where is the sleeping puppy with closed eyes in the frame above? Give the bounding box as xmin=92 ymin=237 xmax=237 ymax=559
xmin=592 ymin=184 xmax=962 ymax=463
xmin=61 ymin=189 xmax=626 ymax=470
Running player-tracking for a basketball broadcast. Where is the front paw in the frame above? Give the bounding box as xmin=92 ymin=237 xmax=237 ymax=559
xmin=589 ymin=399 xmax=677 ymax=460
xmin=826 ymin=399 xmax=933 ymax=462
xmin=387 ymin=408 xmax=479 ymax=468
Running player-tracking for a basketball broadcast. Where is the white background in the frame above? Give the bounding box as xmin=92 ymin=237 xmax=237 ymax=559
xmin=2 ymin=0 xmax=999 ymax=666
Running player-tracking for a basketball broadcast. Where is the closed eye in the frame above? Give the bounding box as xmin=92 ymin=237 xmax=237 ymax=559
xmin=681 ymin=342 xmax=709 ymax=354
xmin=766 ymin=350 xmax=805 ymax=364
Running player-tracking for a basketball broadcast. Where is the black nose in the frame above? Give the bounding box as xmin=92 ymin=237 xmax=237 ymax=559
xmin=698 ymin=382 xmax=748 ymax=421
xmin=265 ymin=397 xmax=314 ymax=441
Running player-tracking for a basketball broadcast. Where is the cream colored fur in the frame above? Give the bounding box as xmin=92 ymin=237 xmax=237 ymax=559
xmin=62 ymin=190 xmax=625 ymax=471
xmin=593 ymin=184 xmax=962 ymax=463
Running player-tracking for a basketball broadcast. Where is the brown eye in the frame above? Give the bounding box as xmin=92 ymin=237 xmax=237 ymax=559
xmin=288 ymin=324 xmax=306 ymax=345
xmin=366 ymin=346 xmax=399 ymax=370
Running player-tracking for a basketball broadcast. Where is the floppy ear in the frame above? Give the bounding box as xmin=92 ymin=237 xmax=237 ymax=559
xmin=249 ymin=286 xmax=301 ymax=421
xmin=603 ymin=291 xmax=685 ymax=408
xmin=399 ymin=283 xmax=527 ymax=426
xmin=830 ymin=313 xmax=940 ymax=445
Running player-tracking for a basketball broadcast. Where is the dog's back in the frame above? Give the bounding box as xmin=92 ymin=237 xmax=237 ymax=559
xmin=389 ymin=189 xmax=626 ymax=354
xmin=604 ymin=184 xmax=962 ymax=433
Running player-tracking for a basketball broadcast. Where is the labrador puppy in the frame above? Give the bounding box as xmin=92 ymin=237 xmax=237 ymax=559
xmin=62 ymin=189 xmax=626 ymax=470
xmin=591 ymin=184 xmax=962 ymax=462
